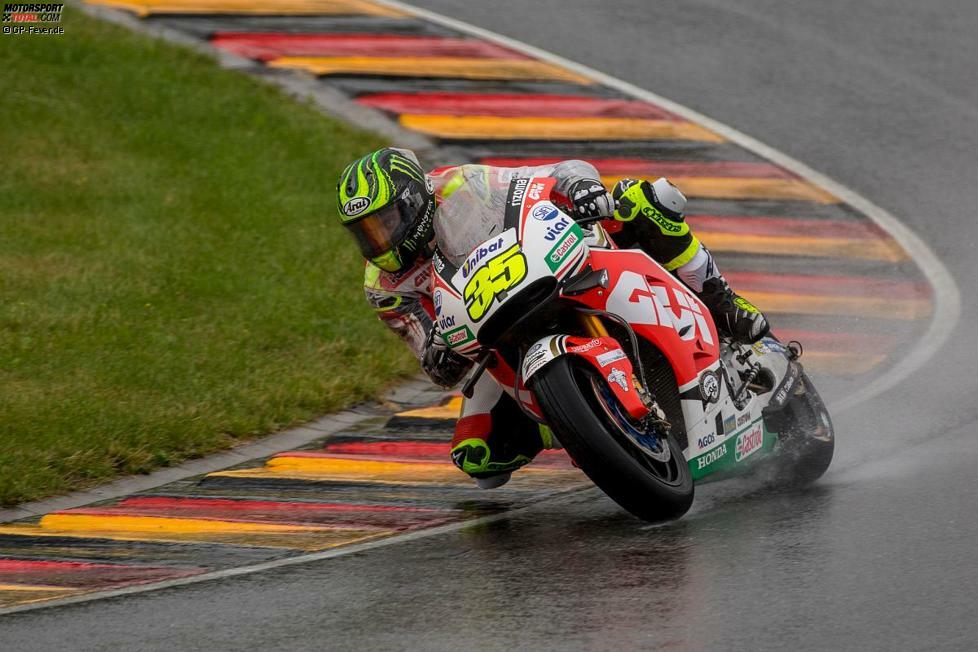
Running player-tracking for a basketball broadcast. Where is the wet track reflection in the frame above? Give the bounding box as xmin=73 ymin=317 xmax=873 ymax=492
xmin=1 ymin=421 xmax=976 ymax=650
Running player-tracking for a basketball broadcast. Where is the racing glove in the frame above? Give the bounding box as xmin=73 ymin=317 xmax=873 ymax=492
xmin=421 ymin=337 xmax=471 ymax=388
xmin=567 ymin=178 xmax=615 ymax=220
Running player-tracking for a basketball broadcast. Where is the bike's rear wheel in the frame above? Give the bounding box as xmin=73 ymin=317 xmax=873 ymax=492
xmin=532 ymin=356 xmax=693 ymax=522
xmin=771 ymin=371 xmax=835 ymax=486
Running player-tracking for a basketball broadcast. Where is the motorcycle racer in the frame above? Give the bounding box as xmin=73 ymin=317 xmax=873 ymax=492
xmin=337 ymin=147 xmax=769 ymax=488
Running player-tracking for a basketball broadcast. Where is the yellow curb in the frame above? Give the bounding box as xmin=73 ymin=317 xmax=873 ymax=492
xmin=85 ymin=0 xmax=404 ymax=17
xmin=399 ymin=115 xmax=723 ymax=142
xmin=0 ymin=583 xmax=79 ymax=592
xmin=697 ymin=232 xmax=908 ymax=262
xmin=0 ymin=521 xmax=391 ymax=552
xmin=394 ymin=396 xmax=463 ymax=420
xmin=745 ymin=291 xmax=930 ymax=321
xmin=39 ymin=513 xmax=364 ymax=534
xmin=211 ymin=456 xmax=583 ymax=487
xmin=270 ymin=57 xmax=592 ymax=83
xmin=0 ymin=586 xmax=86 ymax=609
xmin=601 ymin=175 xmax=837 ymax=203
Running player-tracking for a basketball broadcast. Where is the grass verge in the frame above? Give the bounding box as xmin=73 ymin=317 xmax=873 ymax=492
xmin=0 ymin=7 xmax=417 ymax=506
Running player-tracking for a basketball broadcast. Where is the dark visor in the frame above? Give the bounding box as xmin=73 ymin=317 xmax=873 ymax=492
xmin=345 ymin=202 xmax=413 ymax=260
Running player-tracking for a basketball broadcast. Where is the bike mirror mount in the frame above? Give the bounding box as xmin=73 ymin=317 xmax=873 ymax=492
xmin=562 ymin=265 xmax=610 ymax=296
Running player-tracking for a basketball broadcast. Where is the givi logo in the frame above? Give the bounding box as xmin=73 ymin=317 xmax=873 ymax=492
xmin=606 ymin=271 xmax=714 ymax=345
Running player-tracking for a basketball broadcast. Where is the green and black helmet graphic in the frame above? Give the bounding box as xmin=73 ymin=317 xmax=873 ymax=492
xmin=336 ymin=148 xmax=435 ymax=273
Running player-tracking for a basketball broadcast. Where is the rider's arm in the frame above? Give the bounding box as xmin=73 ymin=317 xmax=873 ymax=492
xmin=528 ymin=160 xmax=617 ymax=248
xmin=431 ymin=160 xmax=613 ymax=219
xmin=365 ymin=284 xmax=431 ymax=361
xmin=538 ymin=159 xmax=603 ymax=200
xmin=527 ymin=160 xmax=616 ymax=220
xmin=609 ymin=177 xmax=700 ymax=272
xmin=536 ymin=161 xmax=698 ymax=262
xmin=364 ymin=265 xmax=471 ymax=387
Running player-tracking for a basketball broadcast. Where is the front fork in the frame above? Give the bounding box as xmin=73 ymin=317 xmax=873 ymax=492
xmin=579 ymin=311 xmax=610 ymax=338
xmin=577 ymin=311 xmax=662 ymax=421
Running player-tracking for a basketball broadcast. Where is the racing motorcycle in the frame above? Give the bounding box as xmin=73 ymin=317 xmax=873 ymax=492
xmin=430 ymin=175 xmax=834 ymax=522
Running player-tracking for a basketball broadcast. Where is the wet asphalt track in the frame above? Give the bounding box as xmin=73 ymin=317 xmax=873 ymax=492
xmin=3 ymin=1 xmax=978 ymax=649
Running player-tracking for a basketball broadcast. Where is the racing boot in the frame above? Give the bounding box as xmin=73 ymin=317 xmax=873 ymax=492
xmin=674 ymin=244 xmax=770 ymax=344
xmin=450 ymin=421 xmax=553 ymax=489
xmin=698 ymin=276 xmax=770 ymax=344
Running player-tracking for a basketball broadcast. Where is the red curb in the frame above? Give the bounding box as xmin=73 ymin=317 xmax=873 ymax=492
xmin=724 ymin=271 xmax=931 ymax=298
xmin=210 ymin=33 xmax=529 ymax=61
xmin=0 ymin=558 xmax=203 ymax=588
xmin=774 ymin=330 xmax=896 ymax=354
xmin=49 ymin=507 xmax=430 ymax=529
xmin=481 ymin=156 xmax=797 ymax=179
xmin=687 ymin=214 xmax=892 ymax=240
xmin=358 ymin=92 xmax=678 ymax=119
xmin=274 ymin=449 xmax=572 ymax=467
xmin=118 ymin=496 xmax=446 ymax=513
xmin=0 ymin=559 xmax=151 ymax=571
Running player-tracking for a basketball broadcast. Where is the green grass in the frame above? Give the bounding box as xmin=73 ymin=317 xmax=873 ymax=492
xmin=0 ymin=8 xmax=417 ymax=506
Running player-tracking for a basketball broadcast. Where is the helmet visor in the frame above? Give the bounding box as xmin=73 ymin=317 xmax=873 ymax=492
xmin=345 ymin=202 xmax=412 ymax=261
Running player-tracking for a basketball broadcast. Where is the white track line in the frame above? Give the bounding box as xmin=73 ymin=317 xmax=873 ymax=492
xmin=377 ymin=0 xmax=961 ymax=414
xmin=0 ymin=485 xmax=597 ymax=617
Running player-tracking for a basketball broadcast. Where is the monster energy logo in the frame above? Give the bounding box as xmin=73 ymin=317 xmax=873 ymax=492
xmin=388 ymin=154 xmax=424 ymax=183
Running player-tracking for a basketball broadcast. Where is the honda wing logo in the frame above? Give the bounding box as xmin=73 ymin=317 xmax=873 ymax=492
xmin=606 ymin=271 xmax=714 ymax=345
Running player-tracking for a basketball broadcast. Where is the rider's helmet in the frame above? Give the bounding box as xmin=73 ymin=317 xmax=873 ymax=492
xmin=336 ymin=147 xmax=436 ymax=273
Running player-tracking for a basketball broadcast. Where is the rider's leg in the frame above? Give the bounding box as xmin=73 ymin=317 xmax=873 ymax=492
xmin=675 ymin=244 xmax=770 ymax=343
xmin=450 ymin=372 xmax=551 ymax=488
xmin=611 ymin=177 xmax=770 ymax=343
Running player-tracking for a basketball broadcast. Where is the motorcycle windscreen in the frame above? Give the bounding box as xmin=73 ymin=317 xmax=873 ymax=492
xmin=434 ymin=166 xmax=509 ymax=267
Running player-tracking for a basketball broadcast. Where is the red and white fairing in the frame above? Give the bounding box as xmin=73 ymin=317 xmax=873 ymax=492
xmin=433 ymin=176 xmax=787 ymax=464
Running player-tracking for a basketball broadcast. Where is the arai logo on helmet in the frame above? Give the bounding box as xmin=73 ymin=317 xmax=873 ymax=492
xmin=343 ymin=196 xmax=371 ymax=217
xmin=531 ymin=204 xmax=559 ymax=221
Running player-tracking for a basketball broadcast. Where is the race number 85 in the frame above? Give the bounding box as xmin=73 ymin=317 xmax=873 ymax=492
xmin=463 ymin=244 xmax=528 ymax=321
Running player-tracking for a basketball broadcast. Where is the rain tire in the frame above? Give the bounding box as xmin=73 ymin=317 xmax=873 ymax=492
xmin=772 ymin=372 xmax=835 ymax=487
xmin=532 ymin=356 xmax=694 ymax=522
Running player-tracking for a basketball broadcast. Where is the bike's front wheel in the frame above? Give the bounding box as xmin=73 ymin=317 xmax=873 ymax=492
xmin=531 ymin=356 xmax=693 ymax=522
